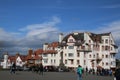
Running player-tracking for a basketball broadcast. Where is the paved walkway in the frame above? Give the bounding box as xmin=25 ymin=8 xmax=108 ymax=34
xmin=0 ymin=71 xmax=114 ymax=80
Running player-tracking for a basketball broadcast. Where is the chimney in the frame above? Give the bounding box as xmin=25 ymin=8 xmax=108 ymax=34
xmin=28 ymin=49 xmax=33 ymax=55
xmin=43 ymin=43 xmax=48 ymax=51
xmin=59 ymin=33 xmax=63 ymax=43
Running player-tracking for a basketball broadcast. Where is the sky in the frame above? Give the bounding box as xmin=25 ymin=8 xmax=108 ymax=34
xmin=0 ymin=0 xmax=120 ymax=58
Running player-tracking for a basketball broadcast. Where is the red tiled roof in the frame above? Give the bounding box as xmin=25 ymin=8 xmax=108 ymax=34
xmin=8 ymin=56 xmax=16 ymax=62
xmin=26 ymin=49 xmax=43 ymax=60
xmin=20 ymin=55 xmax=27 ymax=62
xmin=26 ymin=55 xmax=35 ymax=60
xmin=43 ymin=50 xmax=57 ymax=54
xmin=26 ymin=55 xmax=42 ymax=60
xmin=34 ymin=49 xmax=43 ymax=55
xmin=34 ymin=55 xmax=42 ymax=60
xmin=48 ymin=42 xmax=59 ymax=48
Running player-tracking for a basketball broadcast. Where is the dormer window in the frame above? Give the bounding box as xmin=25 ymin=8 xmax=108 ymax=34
xmin=69 ymin=39 xmax=73 ymax=42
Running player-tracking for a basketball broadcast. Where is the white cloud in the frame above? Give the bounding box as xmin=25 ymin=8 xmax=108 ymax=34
xmin=0 ymin=28 xmax=14 ymax=41
xmin=102 ymin=4 xmax=120 ymax=8
xmin=20 ymin=16 xmax=61 ymax=31
xmin=0 ymin=16 xmax=61 ymax=54
xmin=22 ymin=16 xmax=61 ymax=42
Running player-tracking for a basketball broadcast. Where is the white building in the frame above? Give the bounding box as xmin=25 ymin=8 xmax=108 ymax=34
xmin=42 ymin=32 xmax=118 ymax=71
xmin=0 ymin=53 xmax=26 ymax=69
xmin=42 ymin=42 xmax=61 ymax=67
xmin=0 ymin=53 xmax=11 ymax=69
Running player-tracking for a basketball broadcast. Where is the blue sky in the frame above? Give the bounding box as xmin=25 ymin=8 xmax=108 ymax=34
xmin=0 ymin=0 xmax=120 ymax=58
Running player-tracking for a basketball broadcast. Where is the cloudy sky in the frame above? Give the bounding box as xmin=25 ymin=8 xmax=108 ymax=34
xmin=0 ymin=0 xmax=120 ymax=58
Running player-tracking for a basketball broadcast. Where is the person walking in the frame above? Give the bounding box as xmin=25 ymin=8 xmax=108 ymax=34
xmin=39 ymin=63 xmax=44 ymax=75
xmin=114 ymin=67 xmax=120 ymax=80
xmin=10 ymin=62 xmax=16 ymax=74
xmin=85 ymin=67 xmax=88 ymax=75
xmin=76 ymin=65 xmax=83 ymax=80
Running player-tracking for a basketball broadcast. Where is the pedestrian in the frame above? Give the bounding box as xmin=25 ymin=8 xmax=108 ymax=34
xmin=39 ymin=63 xmax=44 ymax=75
xmin=76 ymin=65 xmax=83 ymax=80
xmin=10 ymin=62 xmax=16 ymax=74
xmin=114 ymin=67 xmax=120 ymax=80
xmin=85 ymin=67 xmax=88 ymax=75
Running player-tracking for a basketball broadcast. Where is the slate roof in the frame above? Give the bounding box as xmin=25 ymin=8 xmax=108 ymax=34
xmin=62 ymin=33 xmax=84 ymax=42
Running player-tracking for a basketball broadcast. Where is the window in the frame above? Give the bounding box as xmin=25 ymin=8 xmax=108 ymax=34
xmin=111 ymin=62 xmax=112 ymax=65
xmin=54 ymin=59 xmax=56 ymax=63
xmin=71 ymin=60 xmax=74 ymax=64
xmin=77 ymin=53 xmax=80 ymax=57
xmin=51 ymin=59 xmax=53 ymax=64
xmin=44 ymin=59 xmax=48 ymax=63
xmin=105 ymin=39 xmax=108 ymax=44
xmin=54 ymin=54 xmax=56 ymax=57
xmin=65 ymin=60 xmax=67 ymax=64
xmin=65 ymin=53 xmax=67 ymax=56
xmin=43 ymin=54 xmax=48 ymax=57
xmin=84 ymin=60 xmax=86 ymax=65
xmin=68 ymin=46 xmax=74 ymax=49
xmin=102 ymin=46 xmax=104 ymax=50
xmin=69 ymin=39 xmax=74 ymax=42
xmin=51 ymin=54 xmax=53 ymax=57
xmin=84 ymin=54 xmax=86 ymax=58
xmin=102 ymin=62 xmax=104 ymax=66
xmin=68 ymin=53 xmax=74 ymax=57
xmin=77 ymin=60 xmax=80 ymax=65
xmin=106 ymin=62 xmax=108 ymax=65
xmin=97 ymin=53 xmax=99 ymax=58
xmin=105 ymin=46 xmax=109 ymax=50
xmin=101 ymin=39 xmax=104 ymax=44
xmin=29 ymin=60 xmax=34 ymax=64
xmin=19 ymin=61 xmax=22 ymax=64
xmin=102 ymin=55 xmax=104 ymax=58
xmin=89 ymin=54 xmax=91 ymax=58
xmin=111 ymin=40 xmax=113 ymax=44
xmin=89 ymin=40 xmax=91 ymax=43
xmin=111 ymin=47 xmax=113 ymax=50
xmin=106 ymin=55 xmax=108 ymax=58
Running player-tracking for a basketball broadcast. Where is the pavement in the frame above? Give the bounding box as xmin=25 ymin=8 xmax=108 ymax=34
xmin=0 ymin=71 xmax=114 ymax=80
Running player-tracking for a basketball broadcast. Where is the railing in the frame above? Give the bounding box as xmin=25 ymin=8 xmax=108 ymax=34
xmin=110 ymin=49 xmax=118 ymax=54
xmin=76 ymin=48 xmax=92 ymax=52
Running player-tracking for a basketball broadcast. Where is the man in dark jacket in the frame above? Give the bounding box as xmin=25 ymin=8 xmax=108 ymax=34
xmin=39 ymin=63 xmax=44 ymax=75
xmin=10 ymin=62 xmax=16 ymax=74
xmin=114 ymin=67 xmax=120 ymax=80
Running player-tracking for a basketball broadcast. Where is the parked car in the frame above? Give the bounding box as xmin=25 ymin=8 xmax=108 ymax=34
xmin=16 ymin=66 xmax=23 ymax=71
xmin=23 ymin=66 xmax=30 ymax=71
xmin=44 ymin=66 xmax=57 ymax=72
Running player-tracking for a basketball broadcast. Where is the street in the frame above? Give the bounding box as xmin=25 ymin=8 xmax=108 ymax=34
xmin=0 ymin=71 xmax=114 ymax=80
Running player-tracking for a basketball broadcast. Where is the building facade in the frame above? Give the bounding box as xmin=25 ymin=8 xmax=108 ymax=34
xmin=0 ymin=53 xmax=26 ymax=69
xmin=0 ymin=32 xmax=118 ymax=71
xmin=42 ymin=32 xmax=118 ymax=71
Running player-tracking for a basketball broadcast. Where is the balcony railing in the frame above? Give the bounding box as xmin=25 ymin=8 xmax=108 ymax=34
xmin=77 ymin=48 xmax=92 ymax=52
xmin=110 ymin=49 xmax=118 ymax=54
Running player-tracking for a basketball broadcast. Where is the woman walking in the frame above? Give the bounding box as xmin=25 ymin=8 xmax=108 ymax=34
xmin=76 ymin=65 xmax=83 ymax=80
